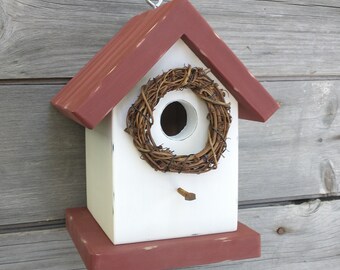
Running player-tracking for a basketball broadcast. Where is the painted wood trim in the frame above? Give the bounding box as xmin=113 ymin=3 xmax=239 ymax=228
xmin=51 ymin=0 xmax=278 ymax=128
xmin=66 ymin=207 xmax=260 ymax=270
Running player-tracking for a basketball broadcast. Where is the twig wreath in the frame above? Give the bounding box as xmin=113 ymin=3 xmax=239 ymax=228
xmin=125 ymin=66 xmax=232 ymax=174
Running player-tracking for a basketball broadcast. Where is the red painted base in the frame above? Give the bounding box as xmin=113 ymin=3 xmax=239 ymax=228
xmin=66 ymin=208 xmax=260 ymax=270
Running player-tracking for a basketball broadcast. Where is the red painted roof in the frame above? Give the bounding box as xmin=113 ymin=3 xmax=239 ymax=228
xmin=51 ymin=0 xmax=279 ymax=129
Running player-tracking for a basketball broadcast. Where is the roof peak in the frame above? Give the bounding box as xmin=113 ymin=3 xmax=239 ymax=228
xmin=52 ymin=0 xmax=278 ymax=129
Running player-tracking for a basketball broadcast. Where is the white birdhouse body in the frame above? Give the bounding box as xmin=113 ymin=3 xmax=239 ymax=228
xmin=86 ymin=40 xmax=239 ymax=244
xmin=51 ymin=2 xmax=278 ymax=268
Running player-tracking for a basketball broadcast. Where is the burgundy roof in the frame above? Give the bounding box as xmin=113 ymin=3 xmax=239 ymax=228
xmin=51 ymin=0 xmax=279 ymax=129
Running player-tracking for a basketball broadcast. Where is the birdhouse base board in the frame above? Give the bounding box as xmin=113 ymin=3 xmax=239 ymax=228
xmin=66 ymin=208 xmax=261 ymax=270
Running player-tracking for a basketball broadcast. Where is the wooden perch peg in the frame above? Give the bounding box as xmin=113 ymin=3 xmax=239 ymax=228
xmin=177 ymin=187 xmax=196 ymax=201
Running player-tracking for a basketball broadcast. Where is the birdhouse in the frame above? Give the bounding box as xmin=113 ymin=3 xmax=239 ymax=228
xmin=51 ymin=0 xmax=279 ymax=269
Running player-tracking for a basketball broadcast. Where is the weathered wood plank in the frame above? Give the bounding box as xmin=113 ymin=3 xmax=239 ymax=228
xmin=0 ymin=84 xmax=86 ymax=226
xmin=0 ymin=229 xmax=85 ymax=270
xmin=1 ymin=199 xmax=340 ymax=270
xmin=239 ymin=79 xmax=340 ymax=202
xmin=211 ymin=199 xmax=340 ymax=269
xmin=239 ymin=81 xmax=340 ymax=201
xmin=0 ymin=0 xmax=340 ymax=79
xmin=1 ymin=80 xmax=340 ymax=225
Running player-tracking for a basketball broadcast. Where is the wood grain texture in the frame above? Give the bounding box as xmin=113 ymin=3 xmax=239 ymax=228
xmin=239 ymin=80 xmax=340 ymax=202
xmin=1 ymin=80 xmax=340 ymax=225
xmin=212 ymin=199 xmax=340 ymax=270
xmin=0 ymin=84 xmax=86 ymax=226
xmin=1 ymin=200 xmax=340 ymax=270
xmin=0 ymin=229 xmax=85 ymax=270
xmin=0 ymin=0 xmax=340 ymax=79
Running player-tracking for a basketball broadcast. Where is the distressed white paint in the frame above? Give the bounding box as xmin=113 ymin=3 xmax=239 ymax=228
xmin=85 ymin=115 xmax=113 ymax=241
xmin=86 ymin=39 xmax=239 ymax=244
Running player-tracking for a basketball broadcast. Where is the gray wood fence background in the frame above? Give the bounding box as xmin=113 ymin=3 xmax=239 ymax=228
xmin=1 ymin=0 xmax=340 ymax=269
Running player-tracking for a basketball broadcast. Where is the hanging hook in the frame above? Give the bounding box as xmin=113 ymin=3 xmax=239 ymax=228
xmin=145 ymin=0 xmax=163 ymax=9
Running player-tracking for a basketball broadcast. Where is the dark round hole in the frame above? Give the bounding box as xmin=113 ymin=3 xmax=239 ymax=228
xmin=161 ymin=102 xmax=187 ymax=137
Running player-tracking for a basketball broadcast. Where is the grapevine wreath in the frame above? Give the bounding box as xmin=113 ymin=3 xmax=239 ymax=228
xmin=125 ymin=66 xmax=232 ymax=174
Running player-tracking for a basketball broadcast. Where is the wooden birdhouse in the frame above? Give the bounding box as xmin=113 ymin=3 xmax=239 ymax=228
xmin=51 ymin=0 xmax=279 ymax=269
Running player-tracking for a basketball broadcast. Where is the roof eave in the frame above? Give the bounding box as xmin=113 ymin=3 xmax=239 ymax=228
xmin=51 ymin=0 xmax=279 ymax=129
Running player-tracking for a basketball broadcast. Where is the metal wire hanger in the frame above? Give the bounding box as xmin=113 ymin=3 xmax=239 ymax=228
xmin=145 ymin=0 xmax=163 ymax=9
